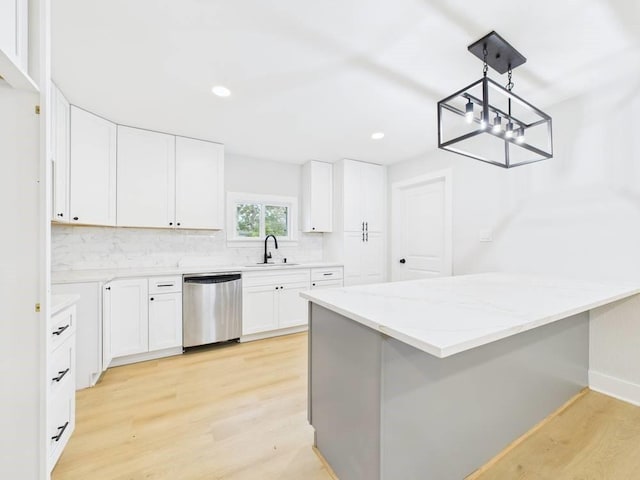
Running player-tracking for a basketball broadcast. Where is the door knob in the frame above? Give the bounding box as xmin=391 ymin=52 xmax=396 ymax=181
xmin=399 ymin=258 xmax=406 ymax=264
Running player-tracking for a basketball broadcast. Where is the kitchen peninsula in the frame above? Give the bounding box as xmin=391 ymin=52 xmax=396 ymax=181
xmin=301 ymin=273 xmax=640 ymax=480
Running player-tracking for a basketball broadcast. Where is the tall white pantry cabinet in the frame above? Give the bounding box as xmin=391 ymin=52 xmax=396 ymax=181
xmin=324 ymin=159 xmax=386 ymax=285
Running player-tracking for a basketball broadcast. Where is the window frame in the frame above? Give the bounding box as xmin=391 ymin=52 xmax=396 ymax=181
xmin=226 ymin=192 xmax=298 ymax=245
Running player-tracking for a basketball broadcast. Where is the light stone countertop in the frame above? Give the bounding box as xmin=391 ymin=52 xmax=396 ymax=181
xmin=52 ymin=262 xmax=344 ymax=284
xmin=301 ymin=272 xmax=640 ymax=358
xmin=51 ymin=294 xmax=80 ymax=315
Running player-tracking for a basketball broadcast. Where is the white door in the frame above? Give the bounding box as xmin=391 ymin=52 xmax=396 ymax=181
xmin=278 ymin=283 xmax=309 ymax=328
xmin=0 ymin=1 xmax=18 ymax=59
xmin=342 ymin=159 xmax=363 ymax=231
xmin=175 ymin=137 xmax=224 ymax=230
xmin=101 ymin=284 xmax=113 ymax=371
xmin=107 ymin=278 xmax=149 ymax=358
xmin=362 ymin=231 xmax=385 ymax=284
xmin=309 ymin=161 xmax=332 ymax=232
xmin=361 ymin=162 xmax=385 ymax=232
xmin=343 ymin=231 xmax=364 ymax=286
xmin=117 ymin=126 xmax=176 ymax=228
xmin=148 ymin=292 xmax=182 ymax=351
xmin=391 ymin=170 xmax=452 ymax=281
xmin=69 ymin=106 xmax=117 ymax=226
xmin=242 ymin=285 xmax=277 ymax=335
xmin=51 ymin=84 xmax=70 ymax=222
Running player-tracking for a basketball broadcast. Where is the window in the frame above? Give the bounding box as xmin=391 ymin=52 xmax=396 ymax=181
xmin=227 ymin=193 xmax=298 ymax=243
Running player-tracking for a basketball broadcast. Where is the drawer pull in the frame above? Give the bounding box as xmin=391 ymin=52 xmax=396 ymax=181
xmin=323 ymin=273 xmax=334 ymax=276
xmin=51 ymin=421 xmax=69 ymax=442
xmin=156 ymin=283 xmax=174 ymax=288
xmin=52 ymin=324 xmax=70 ymax=336
xmin=52 ymin=368 xmax=70 ymax=383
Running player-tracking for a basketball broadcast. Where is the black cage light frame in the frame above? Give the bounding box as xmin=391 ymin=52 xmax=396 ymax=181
xmin=437 ymin=31 xmax=553 ymax=168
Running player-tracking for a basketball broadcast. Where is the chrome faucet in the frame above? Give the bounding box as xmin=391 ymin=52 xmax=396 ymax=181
xmin=263 ymin=234 xmax=278 ymax=264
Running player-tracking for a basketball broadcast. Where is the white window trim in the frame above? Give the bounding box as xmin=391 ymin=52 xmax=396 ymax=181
xmin=226 ymin=192 xmax=299 ymax=246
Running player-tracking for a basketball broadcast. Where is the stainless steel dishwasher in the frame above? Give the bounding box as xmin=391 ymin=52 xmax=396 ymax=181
xmin=183 ymin=273 xmax=242 ymax=348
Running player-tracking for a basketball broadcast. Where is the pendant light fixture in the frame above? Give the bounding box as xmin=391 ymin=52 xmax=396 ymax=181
xmin=437 ymin=31 xmax=553 ymax=168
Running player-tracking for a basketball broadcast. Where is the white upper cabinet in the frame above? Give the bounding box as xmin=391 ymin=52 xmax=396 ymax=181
xmin=175 ymin=137 xmax=224 ymax=230
xmin=342 ymin=159 xmax=384 ymax=232
xmin=302 ymin=160 xmax=332 ymax=232
xmin=117 ymin=126 xmax=176 ymax=228
xmin=0 ymin=0 xmax=33 ymax=90
xmin=51 ymin=84 xmax=70 ymax=222
xmin=69 ymin=107 xmax=117 ymax=226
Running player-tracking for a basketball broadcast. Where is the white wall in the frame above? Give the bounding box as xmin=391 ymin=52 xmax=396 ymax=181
xmin=388 ymin=77 xmax=640 ymax=404
xmin=388 ymin=83 xmax=640 ymax=283
xmin=52 ymin=154 xmax=323 ymax=270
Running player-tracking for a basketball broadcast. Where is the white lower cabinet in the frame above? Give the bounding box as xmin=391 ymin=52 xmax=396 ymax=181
xmin=104 ymin=276 xmax=182 ymax=367
xmin=105 ymin=278 xmax=149 ymax=358
xmin=148 ymin=291 xmax=182 ymax=351
xmin=48 ymin=303 xmax=77 ymax=473
xmin=278 ymin=282 xmax=310 ymax=329
xmin=242 ymin=267 xmax=343 ymax=338
xmin=52 ymin=282 xmax=102 ymax=389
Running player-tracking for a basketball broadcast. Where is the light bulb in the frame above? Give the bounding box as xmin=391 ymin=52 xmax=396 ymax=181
xmin=505 ymin=122 xmax=514 ymax=138
xmin=465 ymin=100 xmax=474 ymax=124
xmin=492 ymin=115 xmax=502 ymax=133
xmin=516 ymin=128 xmax=525 ymax=144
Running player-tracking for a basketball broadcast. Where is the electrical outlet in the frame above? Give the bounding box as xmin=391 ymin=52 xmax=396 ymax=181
xmin=479 ymin=229 xmax=493 ymax=242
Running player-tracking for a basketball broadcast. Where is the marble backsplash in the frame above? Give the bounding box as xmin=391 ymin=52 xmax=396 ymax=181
xmin=51 ymin=225 xmax=324 ymax=271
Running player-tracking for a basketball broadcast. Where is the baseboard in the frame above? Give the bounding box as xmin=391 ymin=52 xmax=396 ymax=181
xmin=240 ymin=325 xmax=308 ymax=342
xmin=589 ymin=370 xmax=640 ymax=407
xmin=312 ymin=446 xmax=339 ymax=480
xmin=109 ymin=347 xmax=184 ymax=367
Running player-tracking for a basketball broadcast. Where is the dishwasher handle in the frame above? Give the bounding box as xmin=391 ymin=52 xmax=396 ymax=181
xmin=184 ymin=274 xmax=241 ymax=284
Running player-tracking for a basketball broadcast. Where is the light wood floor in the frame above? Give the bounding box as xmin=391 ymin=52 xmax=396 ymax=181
xmin=54 ymin=332 xmax=640 ymax=480
xmin=53 ymin=333 xmax=333 ymax=480
xmin=473 ymin=390 xmax=640 ymax=479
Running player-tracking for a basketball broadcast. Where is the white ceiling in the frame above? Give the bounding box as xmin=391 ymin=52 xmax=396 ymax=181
xmin=52 ymin=0 xmax=640 ymax=165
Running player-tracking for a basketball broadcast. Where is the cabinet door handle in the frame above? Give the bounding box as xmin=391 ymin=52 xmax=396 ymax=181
xmin=52 ymin=324 xmax=70 ymax=336
xmin=362 ymin=232 xmax=365 ymax=242
xmin=156 ymin=284 xmax=174 ymax=288
xmin=72 ymin=216 xmax=79 ymax=221
xmin=169 ymin=222 xmax=173 ymax=226
xmin=105 ymin=286 xmax=111 ymax=291
xmin=312 ymin=227 xmax=316 ymax=231
xmin=52 ymin=368 xmax=70 ymax=383
xmin=51 ymin=422 xmax=69 ymax=442
xmin=177 ymin=222 xmax=181 ymax=226
xmin=399 ymin=258 xmax=406 ymax=264
xmin=365 ymin=222 xmax=368 ymax=232
xmin=362 ymin=221 xmax=365 ymax=232
xmin=312 ymin=283 xmax=316 ymax=287
xmin=323 ymin=273 xmax=333 ymax=276
xmin=366 ymin=232 xmax=368 ymax=242
xmin=56 ymin=213 xmax=64 ymax=217
xmin=150 ymin=297 xmax=155 ymax=301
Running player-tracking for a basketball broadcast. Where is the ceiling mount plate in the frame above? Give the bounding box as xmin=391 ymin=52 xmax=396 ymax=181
xmin=468 ymin=31 xmax=526 ymax=74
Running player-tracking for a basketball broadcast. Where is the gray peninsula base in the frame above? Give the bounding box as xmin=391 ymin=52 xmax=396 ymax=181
xmin=308 ymin=303 xmax=589 ymax=480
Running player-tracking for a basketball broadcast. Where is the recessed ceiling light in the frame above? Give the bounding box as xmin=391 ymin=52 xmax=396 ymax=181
xmin=211 ymin=85 xmax=231 ymax=97
xmin=371 ymin=132 xmax=385 ymax=140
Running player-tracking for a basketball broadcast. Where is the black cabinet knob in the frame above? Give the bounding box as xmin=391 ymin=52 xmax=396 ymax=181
xmin=73 ymin=216 xmax=79 ymax=221
xmin=57 ymin=213 xmax=63 ymax=217
xmin=169 ymin=222 xmax=173 ymax=226
xmin=105 ymin=286 xmax=111 ymax=290
xmin=150 ymin=297 xmax=154 ymax=301
xmin=312 ymin=227 xmax=315 ymax=230
xmin=399 ymin=258 xmax=406 ymax=264
xmin=312 ymin=283 xmax=316 ymax=287
xmin=177 ymin=222 xmax=181 ymax=226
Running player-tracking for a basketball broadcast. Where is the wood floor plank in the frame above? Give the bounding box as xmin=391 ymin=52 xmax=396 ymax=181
xmin=472 ymin=391 xmax=640 ymax=480
xmin=52 ymin=333 xmax=332 ymax=480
